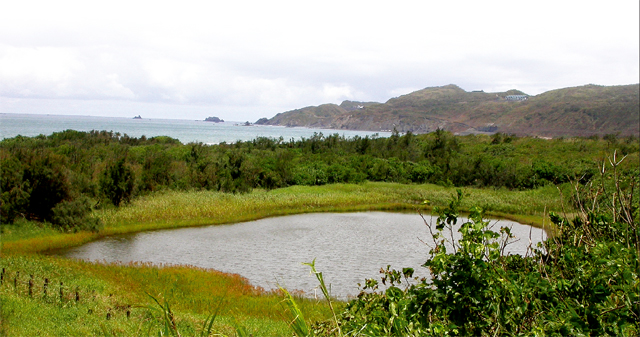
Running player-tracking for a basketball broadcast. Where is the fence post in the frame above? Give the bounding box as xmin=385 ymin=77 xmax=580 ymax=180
xmin=14 ymin=271 xmax=19 ymax=291
xmin=75 ymin=288 xmax=80 ymax=302
xmin=28 ymin=275 xmax=33 ymax=297
xmin=59 ymin=282 xmax=64 ymax=302
xmin=44 ymin=278 xmax=49 ymax=296
xmin=1 ymin=268 xmax=4 ymax=285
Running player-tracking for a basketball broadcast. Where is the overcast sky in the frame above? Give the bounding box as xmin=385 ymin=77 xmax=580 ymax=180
xmin=1 ymin=0 xmax=638 ymax=122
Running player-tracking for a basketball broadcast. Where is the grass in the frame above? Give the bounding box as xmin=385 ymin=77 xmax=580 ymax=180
xmin=0 ymin=254 xmax=337 ymax=336
xmin=0 ymin=182 xmax=570 ymax=335
xmin=2 ymin=182 xmax=566 ymax=255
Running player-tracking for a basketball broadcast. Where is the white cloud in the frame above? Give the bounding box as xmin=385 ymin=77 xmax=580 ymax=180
xmin=0 ymin=0 xmax=637 ymax=120
xmin=0 ymin=46 xmax=80 ymax=95
xmin=321 ymin=84 xmax=354 ymax=103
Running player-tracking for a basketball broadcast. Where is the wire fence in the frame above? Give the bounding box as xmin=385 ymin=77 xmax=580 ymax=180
xmin=0 ymin=267 xmax=131 ymax=320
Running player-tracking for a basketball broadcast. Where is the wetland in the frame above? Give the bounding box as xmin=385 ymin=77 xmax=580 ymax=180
xmin=56 ymin=212 xmax=546 ymax=298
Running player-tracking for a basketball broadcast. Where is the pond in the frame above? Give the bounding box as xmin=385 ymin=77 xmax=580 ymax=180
xmin=56 ymin=212 xmax=547 ymax=299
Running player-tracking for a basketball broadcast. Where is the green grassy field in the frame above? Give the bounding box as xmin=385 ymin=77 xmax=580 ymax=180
xmin=1 ymin=254 xmax=335 ymax=336
xmin=1 ymin=182 xmax=569 ymax=335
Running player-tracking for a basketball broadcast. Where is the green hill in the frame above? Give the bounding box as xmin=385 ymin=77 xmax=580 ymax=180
xmin=266 ymin=103 xmax=347 ymax=128
xmin=261 ymin=84 xmax=639 ymax=137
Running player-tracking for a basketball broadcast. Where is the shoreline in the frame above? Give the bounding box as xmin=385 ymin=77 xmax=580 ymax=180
xmin=1 ymin=182 xmax=556 ymax=255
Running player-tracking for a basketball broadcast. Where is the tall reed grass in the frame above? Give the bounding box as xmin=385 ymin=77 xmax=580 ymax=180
xmin=97 ymin=182 xmax=560 ymax=231
xmin=2 ymin=182 xmax=566 ymax=255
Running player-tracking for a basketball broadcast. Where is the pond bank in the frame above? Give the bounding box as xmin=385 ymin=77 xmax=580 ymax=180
xmin=55 ymin=212 xmax=547 ymax=299
xmin=1 ymin=182 xmax=562 ymax=254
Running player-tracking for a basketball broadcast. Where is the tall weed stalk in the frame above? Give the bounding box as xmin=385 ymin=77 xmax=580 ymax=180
xmin=279 ymin=286 xmax=310 ymax=337
xmin=145 ymin=293 xmax=180 ymax=337
xmin=303 ymin=259 xmax=342 ymax=337
xmin=279 ymin=259 xmax=343 ymax=337
xmin=145 ymin=292 xmax=228 ymax=337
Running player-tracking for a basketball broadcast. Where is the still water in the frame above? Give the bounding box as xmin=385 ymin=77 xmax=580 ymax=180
xmin=0 ymin=113 xmax=389 ymax=144
xmin=57 ymin=212 xmax=546 ymax=299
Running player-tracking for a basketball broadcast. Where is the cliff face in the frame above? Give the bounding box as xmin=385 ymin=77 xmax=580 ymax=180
xmin=262 ymin=84 xmax=640 ymax=137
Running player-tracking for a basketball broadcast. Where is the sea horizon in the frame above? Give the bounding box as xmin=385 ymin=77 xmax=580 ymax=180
xmin=1 ymin=112 xmax=390 ymax=144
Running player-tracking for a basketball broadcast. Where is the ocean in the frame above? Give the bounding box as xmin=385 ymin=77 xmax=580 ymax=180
xmin=0 ymin=113 xmax=389 ymax=144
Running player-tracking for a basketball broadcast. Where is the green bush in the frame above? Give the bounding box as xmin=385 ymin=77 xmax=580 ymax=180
xmin=51 ymin=196 xmax=102 ymax=232
xmin=317 ymin=179 xmax=639 ymax=335
xmin=100 ymin=158 xmax=135 ymax=206
xmin=293 ymin=163 xmax=328 ymax=186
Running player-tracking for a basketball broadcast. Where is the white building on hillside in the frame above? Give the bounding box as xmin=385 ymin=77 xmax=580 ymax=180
xmin=505 ymin=95 xmax=528 ymax=101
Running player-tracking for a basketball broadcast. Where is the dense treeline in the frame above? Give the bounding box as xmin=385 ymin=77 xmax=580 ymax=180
xmin=1 ymin=129 xmax=638 ymax=231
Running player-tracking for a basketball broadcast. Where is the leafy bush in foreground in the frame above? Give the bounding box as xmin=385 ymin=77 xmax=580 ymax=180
xmin=312 ymin=160 xmax=638 ymax=336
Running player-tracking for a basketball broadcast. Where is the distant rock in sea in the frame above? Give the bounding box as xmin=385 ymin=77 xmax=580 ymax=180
xmin=204 ymin=116 xmax=224 ymax=123
xmin=133 ymin=115 xmax=142 ymax=119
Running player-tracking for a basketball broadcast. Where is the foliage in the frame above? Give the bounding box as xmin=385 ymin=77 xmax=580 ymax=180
xmin=145 ymin=293 xmax=181 ymax=337
xmin=278 ymin=259 xmax=348 ymax=337
xmin=2 ymin=128 xmax=638 ymax=335
xmin=0 ymin=156 xmax=30 ymax=223
xmin=100 ymin=158 xmax=135 ymax=206
xmin=51 ymin=196 xmax=102 ymax=232
xmin=314 ymin=162 xmax=639 ymax=335
xmin=6 ymin=129 xmax=634 ymax=231
xmin=23 ymin=154 xmax=70 ymax=222
xmin=303 ymin=259 xmax=342 ymax=336
xmin=280 ymin=286 xmax=311 ymax=337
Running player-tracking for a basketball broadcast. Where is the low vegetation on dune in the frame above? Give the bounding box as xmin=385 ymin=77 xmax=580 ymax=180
xmin=1 ymin=129 xmax=638 ymax=335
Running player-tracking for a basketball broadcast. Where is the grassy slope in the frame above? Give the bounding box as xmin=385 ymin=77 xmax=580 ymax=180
xmin=265 ymin=83 xmax=640 ymax=137
xmin=0 ymin=182 xmax=568 ymax=335
xmin=1 ymin=254 xmax=331 ymax=336
xmin=267 ymin=103 xmax=347 ymax=127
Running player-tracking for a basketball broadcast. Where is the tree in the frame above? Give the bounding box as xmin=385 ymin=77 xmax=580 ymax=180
xmin=24 ymin=155 xmax=69 ymax=221
xmin=100 ymin=158 xmax=134 ymax=206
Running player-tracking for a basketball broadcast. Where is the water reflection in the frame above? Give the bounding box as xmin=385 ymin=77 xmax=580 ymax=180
xmin=57 ymin=212 xmax=546 ymax=299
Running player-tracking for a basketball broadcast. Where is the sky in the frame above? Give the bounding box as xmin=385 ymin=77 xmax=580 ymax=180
xmin=1 ymin=0 xmax=638 ymax=122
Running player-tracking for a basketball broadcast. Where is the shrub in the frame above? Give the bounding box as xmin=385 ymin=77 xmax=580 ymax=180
xmin=318 ymin=175 xmax=639 ymax=335
xmin=23 ymin=156 xmax=70 ymax=221
xmin=51 ymin=196 xmax=102 ymax=232
xmin=100 ymin=158 xmax=135 ymax=206
xmin=293 ymin=164 xmax=328 ymax=186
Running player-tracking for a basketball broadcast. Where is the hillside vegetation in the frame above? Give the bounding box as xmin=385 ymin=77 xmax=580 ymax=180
xmin=1 ymin=130 xmax=638 ymax=335
xmin=260 ymin=84 xmax=639 ymax=137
